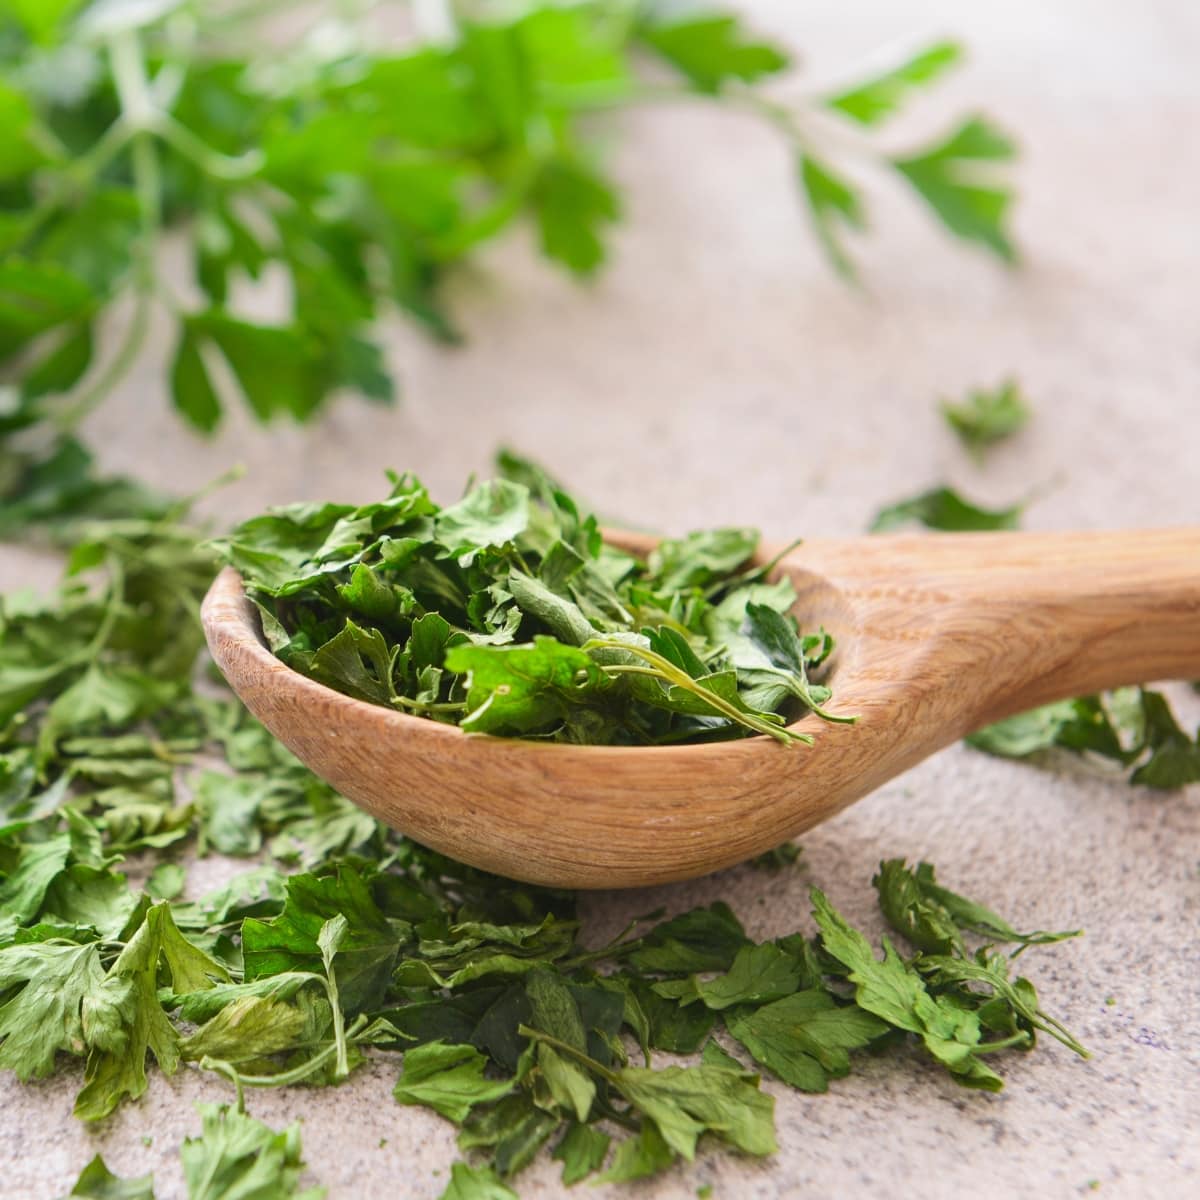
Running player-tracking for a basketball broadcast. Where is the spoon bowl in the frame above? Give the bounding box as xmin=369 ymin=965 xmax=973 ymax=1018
xmin=202 ymin=528 xmax=1200 ymax=888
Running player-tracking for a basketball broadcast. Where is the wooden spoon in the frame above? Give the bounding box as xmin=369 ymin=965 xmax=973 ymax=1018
xmin=202 ymin=529 xmax=1200 ymax=889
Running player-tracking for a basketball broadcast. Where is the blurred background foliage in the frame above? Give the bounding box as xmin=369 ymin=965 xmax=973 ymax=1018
xmin=1 ymin=0 xmax=1015 ymax=529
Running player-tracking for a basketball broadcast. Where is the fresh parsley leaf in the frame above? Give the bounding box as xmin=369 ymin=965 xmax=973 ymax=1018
xmin=531 ymin=157 xmax=620 ymax=276
xmin=826 ymin=42 xmax=963 ymax=126
xmin=638 ymin=14 xmax=789 ymax=93
xmin=892 ymin=116 xmax=1018 ymax=261
xmin=2 ymin=2 xmax=1014 ymax=467
xmin=798 ymin=154 xmax=866 ymax=280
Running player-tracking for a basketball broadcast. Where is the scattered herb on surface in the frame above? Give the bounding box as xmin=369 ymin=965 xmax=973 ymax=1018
xmin=0 ymin=492 xmax=1093 ymax=1196
xmin=62 ymin=1102 xmax=322 ymax=1199
xmin=212 ymin=459 xmax=848 ymax=746
xmin=969 ymin=688 xmax=1200 ymax=788
xmin=869 ymin=485 xmax=1023 ymax=533
xmin=871 ymin=478 xmax=1200 ymax=783
xmin=941 ymin=379 xmax=1032 ymax=460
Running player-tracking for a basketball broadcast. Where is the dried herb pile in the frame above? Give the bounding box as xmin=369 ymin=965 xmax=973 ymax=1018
xmin=214 ymin=455 xmax=847 ymax=746
xmin=0 ymin=484 xmax=1093 ymax=1199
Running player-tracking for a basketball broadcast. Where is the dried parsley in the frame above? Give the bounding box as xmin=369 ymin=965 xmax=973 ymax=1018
xmin=212 ymin=461 xmax=848 ymax=747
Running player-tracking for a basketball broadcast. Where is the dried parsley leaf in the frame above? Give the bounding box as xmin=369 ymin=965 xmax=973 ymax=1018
xmin=438 ymin=1162 xmax=518 ymax=1200
xmin=654 ymin=942 xmax=803 ymax=1011
xmin=969 ymin=688 xmax=1200 ymax=789
xmin=726 ymin=989 xmax=888 ymax=1092
xmin=63 ymin=1154 xmax=155 ymax=1200
xmin=393 ymin=1042 xmax=513 ymax=1123
xmin=870 ymin=486 xmax=1022 ymax=532
xmin=810 ymin=888 xmax=1005 ymax=1091
xmin=874 ymin=859 xmax=1081 ymax=955
xmin=219 ymin=468 xmax=841 ymax=746
xmin=180 ymin=1103 xmax=325 ymax=1200
xmin=552 ymin=1122 xmax=611 ymax=1186
xmin=941 ymin=379 xmax=1031 ymax=459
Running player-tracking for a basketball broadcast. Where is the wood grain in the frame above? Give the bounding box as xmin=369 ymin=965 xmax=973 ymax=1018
xmin=202 ymin=528 xmax=1200 ymax=888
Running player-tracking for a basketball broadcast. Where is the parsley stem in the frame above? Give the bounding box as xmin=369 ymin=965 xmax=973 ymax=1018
xmin=971 ymin=1032 xmax=1034 ymax=1054
xmin=198 ymin=1056 xmax=246 ymax=1113
xmin=717 ymin=536 xmax=805 ymax=593
xmin=588 ymin=638 xmax=806 ymax=745
xmin=158 ymin=114 xmax=264 ymax=181
xmin=517 ymin=1025 xmax=621 ymax=1088
xmin=198 ymin=1014 xmax=370 ymax=1091
xmin=50 ymin=288 xmax=153 ymax=434
xmin=49 ymin=32 xmax=165 ymax=435
xmin=389 ymin=696 xmax=468 ymax=713
xmin=78 ymin=555 xmax=126 ymax=665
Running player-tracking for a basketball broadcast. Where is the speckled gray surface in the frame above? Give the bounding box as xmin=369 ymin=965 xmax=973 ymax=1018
xmin=3 ymin=1 xmax=1199 ymax=1197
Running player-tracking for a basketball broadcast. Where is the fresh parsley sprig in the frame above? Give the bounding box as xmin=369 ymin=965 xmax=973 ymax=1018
xmin=1 ymin=2 xmax=1016 ymax=449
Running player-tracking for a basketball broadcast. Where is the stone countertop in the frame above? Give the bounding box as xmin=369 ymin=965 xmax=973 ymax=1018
xmin=2 ymin=1 xmax=1199 ymax=1196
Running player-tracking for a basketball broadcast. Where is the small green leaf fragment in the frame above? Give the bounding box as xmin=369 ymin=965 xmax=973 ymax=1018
xmin=438 ymin=1162 xmax=518 ymax=1200
xmin=180 ymin=1102 xmax=324 ymax=1200
xmin=552 ymin=1122 xmax=611 ymax=1186
xmin=941 ymin=379 xmax=1031 ymax=459
xmin=393 ymin=1041 xmax=513 ymax=1124
xmin=66 ymin=1153 xmax=155 ymax=1200
xmin=870 ymin=486 xmax=1021 ymax=532
xmin=170 ymin=329 xmax=221 ymax=433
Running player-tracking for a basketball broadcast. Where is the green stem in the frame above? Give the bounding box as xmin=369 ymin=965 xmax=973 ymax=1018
xmin=77 ymin=555 xmax=126 ymax=665
xmin=390 ymin=696 xmax=468 ymax=714
xmin=321 ymin=942 xmax=350 ymax=1081
xmin=158 ymin=114 xmax=264 ymax=180
xmin=198 ymin=1014 xmax=370 ymax=1090
xmin=198 ymin=1056 xmax=247 ymax=1112
xmin=971 ymin=1032 xmax=1034 ymax=1055
xmin=49 ymin=288 xmax=152 ymax=433
xmin=50 ymin=97 xmax=161 ymax=434
xmin=712 ymin=536 xmax=804 ymax=595
xmin=598 ymin=664 xmax=667 ymax=679
xmin=587 ymin=638 xmax=805 ymax=745
xmin=518 ymin=1024 xmax=621 ymax=1088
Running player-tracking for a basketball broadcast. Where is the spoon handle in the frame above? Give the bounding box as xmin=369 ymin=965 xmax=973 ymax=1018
xmin=784 ymin=528 xmax=1200 ymax=723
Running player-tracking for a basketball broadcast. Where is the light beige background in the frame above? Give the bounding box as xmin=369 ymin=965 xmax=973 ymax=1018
xmin=2 ymin=1 xmax=1199 ymax=1197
